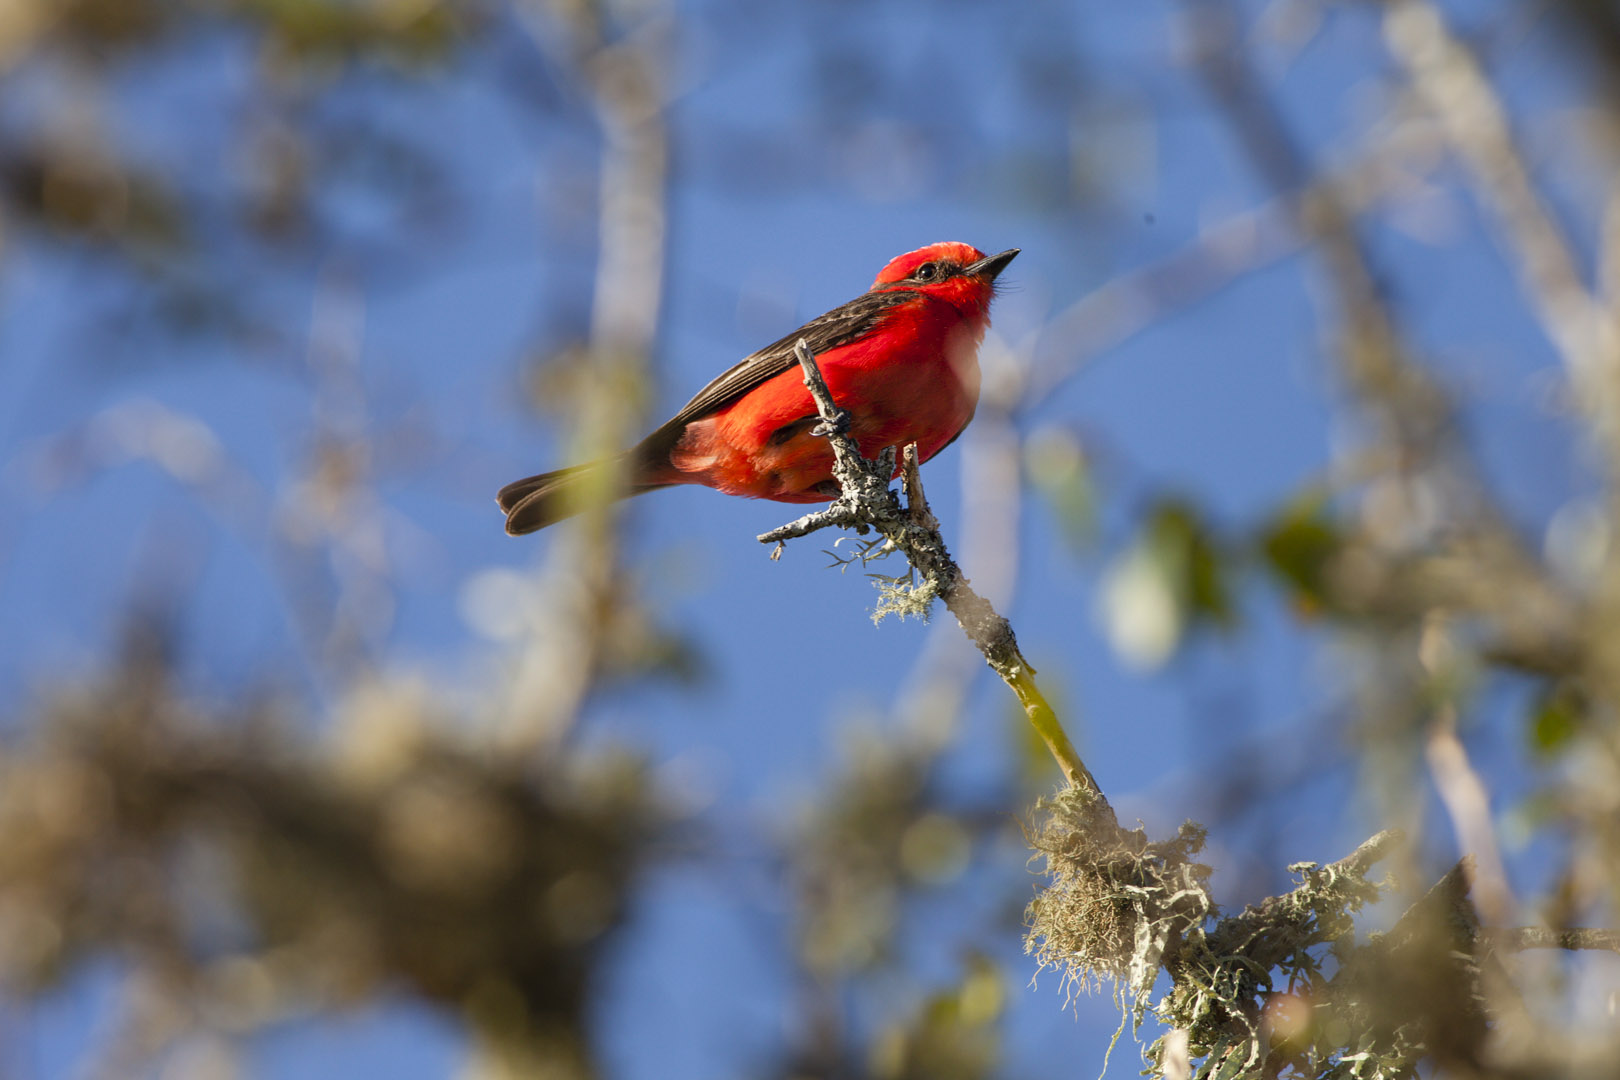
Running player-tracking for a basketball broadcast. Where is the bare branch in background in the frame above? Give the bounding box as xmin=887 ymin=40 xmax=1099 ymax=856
xmin=1419 ymin=612 xmax=1516 ymax=924
xmin=1384 ymin=0 xmax=1620 ymax=462
xmin=499 ymin=0 xmax=673 ymax=754
xmin=1028 ymin=125 xmax=1450 ymax=404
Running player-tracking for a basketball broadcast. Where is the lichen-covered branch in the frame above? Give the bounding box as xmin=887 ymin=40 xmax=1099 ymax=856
xmin=759 ymin=340 xmax=1105 ymax=805
xmin=1198 ymin=828 xmax=1404 ymax=960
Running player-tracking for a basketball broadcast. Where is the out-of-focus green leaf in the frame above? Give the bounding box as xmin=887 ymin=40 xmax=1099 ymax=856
xmin=1100 ymin=499 xmax=1234 ymax=670
xmin=869 ymin=954 xmax=1005 ymax=1080
xmin=1025 ymin=425 xmax=1097 ymax=551
xmin=1101 ymin=533 xmax=1183 ymax=669
xmin=1529 ymin=682 xmax=1585 ymax=755
xmin=1259 ymin=492 xmax=1343 ymax=616
xmin=27 ymin=0 xmax=469 ymax=63
xmin=1153 ymin=501 xmax=1234 ymax=629
xmin=898 ymin=813 xmax=971 ymax=884
xmin=239 ymin=0 xmax=467 ymax=64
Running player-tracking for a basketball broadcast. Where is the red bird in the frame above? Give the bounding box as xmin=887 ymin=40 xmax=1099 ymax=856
xmin=498 ymin=241 xmax=1018 ymax=535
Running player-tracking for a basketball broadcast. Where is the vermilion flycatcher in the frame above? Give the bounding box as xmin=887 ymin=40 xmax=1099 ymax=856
xmin=499 ymin=241 xmax=1018 ymax=534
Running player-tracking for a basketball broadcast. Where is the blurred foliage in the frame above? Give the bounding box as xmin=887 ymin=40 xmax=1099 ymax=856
xmin=1528 ymin=680 xmax=1586 ymax=757
xmin=770 ymin=726 xmax=1023 ymax=1080
xmin=866 ymin=955 xmax=1005 ymax=1080
xmin=1099 ymin=498 xmax=1234 ymax=669
xmin=0 ymin=618 xmax=660 ymax=1078
xmin=0 ymin=144 xmax=185 ymax=250
xmin=1025 ymin=425 xmax=1099 ymax=552
xmin=794 ymin=737 xmax=947 ymax=979
xmin=0 ymin=0 xmax=479 ymax=356
xmin=1258 ymin=491 xmax=1344 ymax=619
xmin=16 ymin=0 xmax=470 ymax=67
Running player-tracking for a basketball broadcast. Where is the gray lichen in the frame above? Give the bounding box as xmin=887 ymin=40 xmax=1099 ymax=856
xmin=1023 ymin=786 xmax=1211 ymax=1007
xmin=1024 ymin=798 xmax=1445 ymax=1079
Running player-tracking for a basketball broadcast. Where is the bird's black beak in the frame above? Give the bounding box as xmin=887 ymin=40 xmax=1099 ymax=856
xmin=965 ymin=248 xmax=1019 ymax=281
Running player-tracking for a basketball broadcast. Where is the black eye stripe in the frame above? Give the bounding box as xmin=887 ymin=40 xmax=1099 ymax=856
xmin=912 ymin=260 xmax=959 ymax=283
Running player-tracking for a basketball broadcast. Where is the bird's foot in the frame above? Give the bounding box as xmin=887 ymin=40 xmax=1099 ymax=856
xmin=811 ymin=408 xmax=851 ymax=437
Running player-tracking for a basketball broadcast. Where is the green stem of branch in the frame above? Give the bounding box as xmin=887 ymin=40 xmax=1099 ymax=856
xmin=1004 ymin=660 xmax=1099 ymax=796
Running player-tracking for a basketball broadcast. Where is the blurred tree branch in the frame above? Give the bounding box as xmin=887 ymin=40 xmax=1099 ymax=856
xmin=1490 ymin=926 xmax=1620 ymax=953
xmin=1385 ymin=0 xmax=1620 ymax=463
xmin=498 ymin=0 xmax=672 ymax=754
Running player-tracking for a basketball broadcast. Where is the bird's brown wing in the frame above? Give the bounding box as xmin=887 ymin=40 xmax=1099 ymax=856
xmin=652 ymin=287 xmax=916 ymax=437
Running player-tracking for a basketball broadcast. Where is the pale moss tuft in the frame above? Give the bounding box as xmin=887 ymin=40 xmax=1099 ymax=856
xmin=870 ymin=574 xmax=941 ymax=625
xmin=1023 ymin=786 xmax=1211 ymax=1010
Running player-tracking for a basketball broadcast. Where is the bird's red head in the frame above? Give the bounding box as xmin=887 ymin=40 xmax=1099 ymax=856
xmin=870 ymin=242 xmax=1019 ymax=318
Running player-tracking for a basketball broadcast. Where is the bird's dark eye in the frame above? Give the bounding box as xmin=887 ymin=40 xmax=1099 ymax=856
xmin=914 ymin=262 xmax=939 ymax=282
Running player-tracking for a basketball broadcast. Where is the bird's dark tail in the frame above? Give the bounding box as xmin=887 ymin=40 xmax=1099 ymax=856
xmin=497 ymin=454 xmax=669 ymax=535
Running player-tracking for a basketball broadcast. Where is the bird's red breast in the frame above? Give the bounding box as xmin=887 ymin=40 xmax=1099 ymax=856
xmin=657 ymin=242 xmax=1001 ymax=501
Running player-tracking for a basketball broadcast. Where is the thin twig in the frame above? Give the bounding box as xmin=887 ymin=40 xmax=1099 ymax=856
xmin=1488 ymin=927 xmax=1620 ymax=954
xmin=759 ymin=340 xmax=1107 ymax=805
xmin=1386 ymin=856 xmax=1620 ymax=956
xmin=1419 ymin=613 xmax=1517 ymax=925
